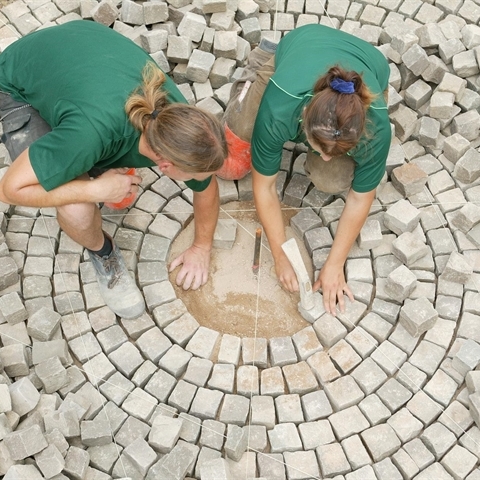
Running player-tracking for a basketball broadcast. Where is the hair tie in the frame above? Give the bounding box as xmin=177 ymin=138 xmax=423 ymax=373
xmin=330 ymin=78 xmax=355 ymax=94
xmin=151 ymin=109 xmax=159 ymax=119
xmin=333 ymin=129 xmax=341 ymax=138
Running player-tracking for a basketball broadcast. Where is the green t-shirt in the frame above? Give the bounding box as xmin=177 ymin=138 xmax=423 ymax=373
xmin=252 ymin=24 xmax=391 ymax=193
xmin=0 ymin=20 xmax=209 ymax=192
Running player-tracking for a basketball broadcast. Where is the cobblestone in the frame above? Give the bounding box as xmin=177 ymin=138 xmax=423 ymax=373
xmin=1 ymin=4 xmax=480 ymax=478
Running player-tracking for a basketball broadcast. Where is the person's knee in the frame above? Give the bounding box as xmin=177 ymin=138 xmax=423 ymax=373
xmin=1 ymin=107 xmax=51 ymax=162
xmin=309 ymin=174 xmax=353 ymax=194
xmin=305 ymin=150 xmax=355 ymax=195
xmin=56 ymin=203 xmax=97 ymax=230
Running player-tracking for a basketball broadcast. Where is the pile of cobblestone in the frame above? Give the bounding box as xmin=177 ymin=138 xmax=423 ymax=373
xmin=1 ymin=0 xmax=480 ymax=479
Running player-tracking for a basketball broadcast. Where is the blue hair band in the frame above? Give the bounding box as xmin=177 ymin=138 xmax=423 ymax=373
xmin=330 ymin=78 xmax=355 ymax=94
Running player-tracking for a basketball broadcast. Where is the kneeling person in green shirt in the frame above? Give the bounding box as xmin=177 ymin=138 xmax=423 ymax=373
xmin=220 ymin=24 xmax=391 ymax=315
xmin=0 ymin=21 xmax=227 ymax=319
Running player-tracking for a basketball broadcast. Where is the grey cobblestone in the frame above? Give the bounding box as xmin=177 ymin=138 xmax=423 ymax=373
xmin=317 ymin=442 xmax=351 ymax=477
xmin=324 ymin=375 xmax=365 ymax=411
xmin=358 ymin=394 xmax=391 ymax=426
xmin=268 ymin=422 xmax=302 ymax=453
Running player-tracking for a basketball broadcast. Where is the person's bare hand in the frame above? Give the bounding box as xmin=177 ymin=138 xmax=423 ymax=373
xmin=275 ymin=252 xmax=299 ymax=293
xmin=169 ymin=244 xmax=211 ymax=290
xmin=92 ymin=168 xmax=142 ymax=204
xmin=313 ymin=262 xmax=354 ymax=315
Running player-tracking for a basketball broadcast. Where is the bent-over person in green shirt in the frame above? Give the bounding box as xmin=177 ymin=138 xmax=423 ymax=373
xmin=0 ymin=21 xmax=227 ymax=319
xmin=220 ymin=24 xmax=391 ymax=315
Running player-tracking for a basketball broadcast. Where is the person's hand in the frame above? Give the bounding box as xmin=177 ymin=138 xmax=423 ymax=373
xmin=313 ymin=261 xmax=354 ymax=315
xmin=92 ymin=168 xmax=142 ymax=204
xmin=169 ymin=244 xmax=211 ymax=290
xmin=274 ymin=252 xmax=299 ymax=293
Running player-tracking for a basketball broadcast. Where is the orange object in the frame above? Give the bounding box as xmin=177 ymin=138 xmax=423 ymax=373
xmin=216 ymin=124 xmax=252 ymax=181
xmin=104 ymin=168 xmax=137 ymax=210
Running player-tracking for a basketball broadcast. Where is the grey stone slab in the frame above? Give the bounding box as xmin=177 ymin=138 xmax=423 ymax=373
xmin=324 ymin=375 xmax=365 ymax=411
xmin=260 ymin=366 xmax=286 ymax=397
xmin=250 ymin=395 xmax=276 ymax=429
xmin=224 ymin=424 xmax=247 ymax=462
xmin=282 ymin=361 xmax=318 ymax=395
xmin=275 ymin=394 xmax=304 ymax=425
xmin=189 ymin=387 xmax=224 ymax=420
xmin=199 ymin=419 xmax=225 ymax=451
xmin=371 ymin=341 xmax=407 ymax=376
xmin=316 ymin=442 xmax=351 ymax=478
xmin=344 ymin=326 xmax=378 ymax=359
xmin=135 ymin=327 xmax=172 ymax=363
xmin=114 ymin=415 xmax=150 ymax=449
xmin=4 ymin=424 xmax=47 ymax=460
xmin=168 ymin=380 xmax=197 ymax=414
xmin=358 ymin=394 xmax=391 ymax=427
xmin=131 ymin=360 xmax=157 ymax=389
xmin=143 ymin=280 xmax=176 ymax=312
xmin=329 ymin=405 xmax=371 ymax=441
xmin=361 ymin=424 xmax=401 ymax=462
xmin=351 ymin=357 xmax=388 ymax=396
xmin=237 ymin=365 xmax=259 ymax=397
xmin=99 ymin=371 xmax=134 ymax=405
xmin=299 ymin=419 xmax=335 ymax=450
xmin=183 ymin=357 xmax=213 ymax=388
xmin=313 ymin=313 xmax=348 ymax=348
xmin=283 ymin=450 xmax=320 ymax=480
xmin=163 ymin=313 xmax=199 ymax=347
xmin=35 ymin=355 xmax=68 ymax=393
xmin=400 ymin=298 xmax=438 ymax=337
xmin=146 ymin=442 xmax=197 ymax=480
xmin=185 ymin=326 xmax=220 ymax=359
xmin=122 ymin=387 xmax=158 ymax=423
xmin=358 ymin=312 xmax=393 ymax=344
xmin=421 ymin=422 xmax=457 ymax=461
xmin=178 ymin=412 xmax=201 ymax=444
xmin=438 ymin=400 xmax=474 ymax=438
xmin=241 ymin=337 xmax=268 ymax=369
xmin=0 ymin=343 xmax=29 ymax=377
xmin=207 ymin=363 xmax=235 ymax=394
xmin=0 ymin=292 xmax=27 ymax=326
xmin=144 ymin=369 xmax=176 ymax=404
xmin=268 ymin=423 xmax=303 ymax=453
xmin=407 ymin=391 xmax=443 ymax=426
xmin=108 ymin=341 xmax=144 ymax=378
xmin=409 ymin=340 xmax=446 ymax=376
xmin=217 ymin=334 xmax=241 ymax=366
xmin=152 ymin=299 xmax=187 ymax=329
xmin=376 ymin=378 xmax=413 ymax=413
xmin=149 ymin=415 xmax=183 ymax=454
xmin=218 ymin=394 xmax=250 ymax=426
xmin=307 ymin=351 xmax=341 ymax=386
xmin=158 ymin=344 xmax=192 ymax=378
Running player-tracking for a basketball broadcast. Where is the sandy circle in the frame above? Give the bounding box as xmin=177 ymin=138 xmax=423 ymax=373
xmin=168 ymin=201 xmax=314 ymax=338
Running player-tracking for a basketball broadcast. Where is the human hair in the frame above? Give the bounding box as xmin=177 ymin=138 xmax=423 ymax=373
xmin=302 ymin=65 xmax=375 ymax=157
xmin=125 ymin=62 xmax=227 ymax=173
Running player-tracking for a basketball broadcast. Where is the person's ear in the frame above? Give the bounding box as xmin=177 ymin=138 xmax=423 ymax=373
xmin=157 ymin=160 xmax=173 ymax=173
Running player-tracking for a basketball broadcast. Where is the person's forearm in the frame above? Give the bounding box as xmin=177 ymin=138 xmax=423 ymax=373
xmin=326 ymin=188 xmax=376 ymax=267
xmin=1 ymin=177 xmax=96 ymax=207
xmin=192 ymin=176 xmax=219 ymax=250
xmin=0 ymin=150 xmax=141 ymax=208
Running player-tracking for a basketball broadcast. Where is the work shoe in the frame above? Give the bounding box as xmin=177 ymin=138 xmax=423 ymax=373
xmin=89 ymin=236 xmax=145 ymax=319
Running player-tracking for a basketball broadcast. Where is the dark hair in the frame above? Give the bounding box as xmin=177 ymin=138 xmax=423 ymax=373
xmin=125 ymin=62 xmax=227 ymax=173
xmin=302 ymin=65 xmax=375 ymax=157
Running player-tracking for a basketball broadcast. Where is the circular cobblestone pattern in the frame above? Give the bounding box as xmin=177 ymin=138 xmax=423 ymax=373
xmin=1 ymin=1 xmax=480 ymax=480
